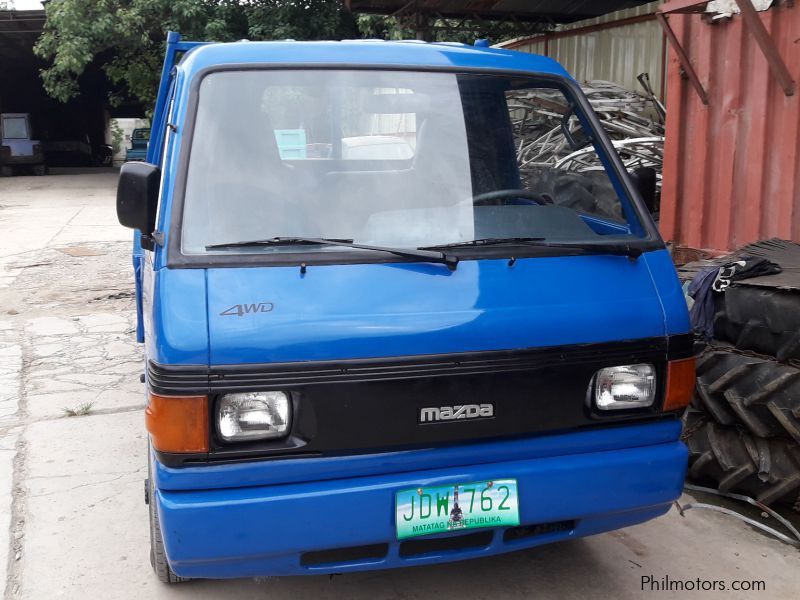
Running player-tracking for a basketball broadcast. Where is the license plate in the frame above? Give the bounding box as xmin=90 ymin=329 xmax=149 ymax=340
xmin=395 ymin=479 xmax=520 ymax=540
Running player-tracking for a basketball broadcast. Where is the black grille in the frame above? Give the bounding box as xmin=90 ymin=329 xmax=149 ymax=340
xmin=300 ymin=543 xmax=388 ymax=567
xmin=399 ymin=530 xmax=493 ymax=557
xmin=152 ymin=335 xmax=693 ymax=466
xmin=503 ymin=520 xmax=575 ymax=542
xmin=147 ymin=335 xmax=693 ymax=395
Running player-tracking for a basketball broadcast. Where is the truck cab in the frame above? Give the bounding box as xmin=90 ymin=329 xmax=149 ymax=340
xmin=125 ymin=128 xmax=150 ymax=162
xmin=118 ymin=33 xmax=695 ymax=582
xmin=0 ymin=113 xmax=46 ymax=176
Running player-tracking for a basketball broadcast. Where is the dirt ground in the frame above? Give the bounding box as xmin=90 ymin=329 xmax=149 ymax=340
xmin=0 ymin=170 xmax=798 ymax=599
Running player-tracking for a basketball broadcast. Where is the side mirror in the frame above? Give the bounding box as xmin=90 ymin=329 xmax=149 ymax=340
xmin=117 ymin=162 xmax=161 ymax=249
xmin=629 ymin=167 xmax=658 ymax=214
xmin=560 ymin=108 xmax=591 ymax=150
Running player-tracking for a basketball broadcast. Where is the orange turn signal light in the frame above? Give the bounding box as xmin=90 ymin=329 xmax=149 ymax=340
xmin=145 ymin=393 xmax=209 ymax=453
xmin=662 ymin=357 xmax=696 ymax=412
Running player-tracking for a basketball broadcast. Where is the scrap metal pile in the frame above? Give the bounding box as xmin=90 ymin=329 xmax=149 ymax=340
xmin=508 ymin=74 xmax=665 ymax=190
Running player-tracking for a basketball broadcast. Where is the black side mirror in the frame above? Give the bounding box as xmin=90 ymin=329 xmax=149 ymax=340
xmin=117 ymin=162 xmax=161 ymax=249
xmin=629 ymin=167 xmax=658 ymax=214
xmin=560 ymin=108 xmax=591 ymax=150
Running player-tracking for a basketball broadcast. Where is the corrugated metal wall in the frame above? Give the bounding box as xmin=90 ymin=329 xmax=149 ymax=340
xmin=505 ymin=36 xmax=547 ymax=55
xmin=660 ymin=3 xmax=800 ymax=251
xmin=500 ymin=2 xmax=667 ymax=98
xmin=551 ymin=2 xmax=665 ymax=96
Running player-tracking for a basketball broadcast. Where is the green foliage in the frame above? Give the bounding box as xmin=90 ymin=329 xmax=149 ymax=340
xmin=246 ymin=0 xmax=356 ymax=40
xmin=35 ymin=0 xmax=531 ymax=112
xmin=357 ymin=14 xmax=538 ymax=45
xmin=110 ymin=119 xmax=123 ymax=154
xmin=35 ymin=1 xmax=355 ymax=111
xmin=356 ymin=15 xmax=402 ymax=40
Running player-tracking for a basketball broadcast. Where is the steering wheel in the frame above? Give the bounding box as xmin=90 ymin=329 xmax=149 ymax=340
xmin=472 ymin=189 xmax=550 ymax=206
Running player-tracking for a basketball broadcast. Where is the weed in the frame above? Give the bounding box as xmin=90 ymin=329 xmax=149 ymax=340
xmin=63 ymin=401 xmax=95 ymax=417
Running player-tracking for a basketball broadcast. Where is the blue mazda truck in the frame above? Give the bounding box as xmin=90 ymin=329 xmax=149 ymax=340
xmin=116 ymin=32 xmax=695 ymax=582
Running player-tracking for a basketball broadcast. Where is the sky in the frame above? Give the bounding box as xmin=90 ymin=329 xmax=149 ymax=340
xmin=10 ymin=1 xmax=45 ymax=9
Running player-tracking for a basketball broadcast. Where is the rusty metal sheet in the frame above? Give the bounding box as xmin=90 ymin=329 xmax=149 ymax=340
xmin=660 ymin=3 xmax=800 ymax=252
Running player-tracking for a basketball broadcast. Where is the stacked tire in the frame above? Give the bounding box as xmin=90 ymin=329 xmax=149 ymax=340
xmin=683 ymin=284 xmax=800 ymax=510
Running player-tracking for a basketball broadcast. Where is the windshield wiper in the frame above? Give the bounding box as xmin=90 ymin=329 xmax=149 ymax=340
xmin=422 ymin=237 xmax=642 ymax=259
xmin=206 ymin=237 xmax=354 ymax=249
xmin=421 ymin=237 xmax=546 ymax=249
xmin=205 ymin=237 xmax=459 ymax=270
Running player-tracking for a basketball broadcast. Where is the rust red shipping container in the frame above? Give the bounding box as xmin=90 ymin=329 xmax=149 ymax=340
xmin=659 ymin=0 xmax=800 ymax=252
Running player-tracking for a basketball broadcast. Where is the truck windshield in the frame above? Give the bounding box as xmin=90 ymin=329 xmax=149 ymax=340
xmin=181 ymin=70 xmax=645 ymax=256
xmin=1 ymin=117 xmax=29 ymax=140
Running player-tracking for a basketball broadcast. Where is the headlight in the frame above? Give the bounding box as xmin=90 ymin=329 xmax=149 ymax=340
xmin=593 ymin=364 xmax=656 ymax=410
xmin=216 ymin=391 xmax=291 ymax=442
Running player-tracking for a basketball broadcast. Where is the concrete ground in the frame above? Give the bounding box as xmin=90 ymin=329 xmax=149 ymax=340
xmin=0 ymin=170 xmax=798 ymax=599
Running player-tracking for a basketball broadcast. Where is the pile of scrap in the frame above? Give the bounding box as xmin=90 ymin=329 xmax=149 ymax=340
xmin=678 ymin=239 xmax=800 ymax=510
xmin=509 ymin=74 xmax=665 ymax=188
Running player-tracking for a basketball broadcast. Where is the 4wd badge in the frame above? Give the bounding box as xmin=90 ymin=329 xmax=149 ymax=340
xmin=220 ymin=302 xmax=274 ymax=317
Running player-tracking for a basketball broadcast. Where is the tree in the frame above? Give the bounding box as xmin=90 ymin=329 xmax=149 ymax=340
xmin=357 ymin=13 xmax=547 ymax=44
xmin=35 ymin=1 xmax=355 ymax=111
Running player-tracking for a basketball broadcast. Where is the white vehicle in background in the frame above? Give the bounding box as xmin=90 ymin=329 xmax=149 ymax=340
xmin=1 ymin=113 xmax=47 ymax=176
xmin=341 ymin=135 xmax=414 ymax=160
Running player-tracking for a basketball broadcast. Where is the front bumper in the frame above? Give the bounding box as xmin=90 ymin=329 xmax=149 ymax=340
xmin=2 ymin=154 xmax=44 ymax=165
xmin=155 ymin=422 xmax=687 ymax=578
xmin=125 ymin=151 xmax=147 ymax=162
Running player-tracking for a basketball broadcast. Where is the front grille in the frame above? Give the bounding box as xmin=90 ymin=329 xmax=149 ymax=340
xmin=151 ymin=334 xmax=693 ymax=467
xmin=298 ymin=521 xmax=577 ymax=568
xmin=147 ymin=336 xmax=689 ymax=395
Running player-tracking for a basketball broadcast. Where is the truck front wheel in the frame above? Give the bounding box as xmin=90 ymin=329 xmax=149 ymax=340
xmin=148 ymin=459 xmax=188 ymax=583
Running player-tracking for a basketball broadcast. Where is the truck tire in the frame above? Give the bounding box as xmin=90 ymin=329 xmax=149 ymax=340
xmin=148 ymin=460 xmax=188 ymax=583
xmin=715 ymin=286 xmax=800 ymax=361
xmin=0 ymin=166 xmax=12 ymax=177
xmin=693 ymin=347 xmax=800 ymax=443
xmin=32 ymin=164 xmax=47 ymax=176
xmin=683 ymin=410 xmax=800 ymax=508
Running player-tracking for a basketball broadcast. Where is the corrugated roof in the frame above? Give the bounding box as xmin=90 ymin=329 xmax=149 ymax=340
xmin=349 ymin=1 xmax=653 ymax=23
xmin=0 ymin=10 xmax=45 ymax=60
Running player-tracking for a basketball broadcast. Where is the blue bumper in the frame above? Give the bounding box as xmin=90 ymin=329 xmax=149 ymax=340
xmin=155 ymin=422 xmax=687 ymax=578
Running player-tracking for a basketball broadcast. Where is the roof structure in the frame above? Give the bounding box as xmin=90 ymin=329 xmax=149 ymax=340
xmin=0 ymin=9 xmax=45 ymax=62
xmin=347 ymin=1 xmax=653 ymax=24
